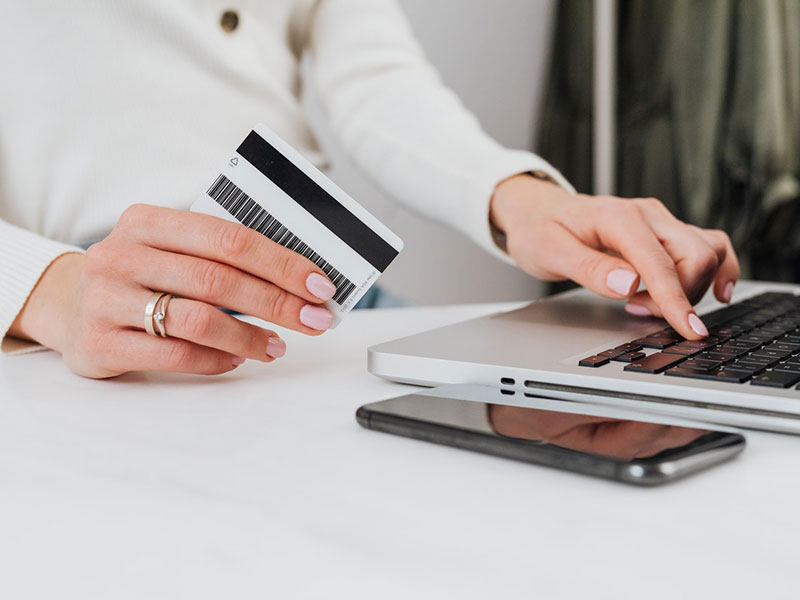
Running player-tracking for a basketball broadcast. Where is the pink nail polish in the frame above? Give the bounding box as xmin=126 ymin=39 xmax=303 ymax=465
xmin=625 ymin=303 xmax=652 ymax=317
xmin=688 ymin=313 xmax=708 ymax=337
xmin=306 ymin=273 xmax=336 ymax=301
xmin=723 ymin=281 xmax=734 ymax=304
xmin=232 ymin=356 xmax=246 ymax=366
xmin=606 ymin=268 xmax=637 ymax=296
xmin=266 ymin=336 xmax=286 ymax=359
xmin=300 ymin=304 xmax=334 ymax=330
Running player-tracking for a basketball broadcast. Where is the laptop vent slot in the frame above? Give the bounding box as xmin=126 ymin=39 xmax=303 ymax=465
xmin=500 ymin=389 xmax=515 ymax=396
xmin=500 ymin=377 xmax=515 ymax=386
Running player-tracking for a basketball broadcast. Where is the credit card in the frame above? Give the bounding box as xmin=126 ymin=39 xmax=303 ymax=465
xmin=191 ymin=124 xmax=403 ymax=327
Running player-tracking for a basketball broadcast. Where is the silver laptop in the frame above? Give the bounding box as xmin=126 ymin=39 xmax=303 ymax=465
xmin=368 ymin=280 xmax=800 ymax=434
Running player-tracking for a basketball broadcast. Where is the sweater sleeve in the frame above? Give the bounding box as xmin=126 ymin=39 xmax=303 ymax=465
xmin=308 ymin=0 xmax=574 ymax=263
xmin=0 ymin=219 xmax=82 ymax=355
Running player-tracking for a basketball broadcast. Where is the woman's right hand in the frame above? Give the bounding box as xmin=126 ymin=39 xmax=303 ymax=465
xmin=9 ymin=204 xmax=340 ymax=378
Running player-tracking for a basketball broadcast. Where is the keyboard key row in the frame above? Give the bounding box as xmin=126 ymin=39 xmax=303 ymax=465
xmin=578 ymin=291 xmax=800 ymax=389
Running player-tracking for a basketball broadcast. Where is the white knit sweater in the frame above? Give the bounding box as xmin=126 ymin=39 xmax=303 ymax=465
xmin=0 ymin=0 xmax=569 ymax=353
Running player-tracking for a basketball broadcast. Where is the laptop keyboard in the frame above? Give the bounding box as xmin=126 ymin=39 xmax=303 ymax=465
xmin=578 ymin=292 xmax=800 ymax=389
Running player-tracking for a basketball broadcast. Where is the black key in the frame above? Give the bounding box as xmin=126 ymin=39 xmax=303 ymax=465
xmin=650 ymin=330 xmax=683 ymax=341
xmin=737 ymin=335 xmax=774 ymax=345
xmin=771 ymin=343 xmax=800 ymax=354
xmin=771 ymin=363 xmax=800 ymax=374
xmin=705 ymin=346 xmax=739 ymax=356
xmin=729 ymin=360 xmax=767 ymax=374
xmin=680 ymin=358 xmax=722 ymax=371
xmin=676 ymin=340 xmax=708 ymax=349
xmin=756 ymin=328 xmax=784 ymax=338
xmin=737 ymin=355 xmax=778 ymax=366
xmin=716 ymin=345 xmax=751 ymax=358
xmin=710 ymin=368 xmax=754 ymax=383
xmin=721 ymin=340 xmax=761 ymax=351
xmin=700 ymin=303 xmax=753 ymax=328
xmin=751 ymin=349 xmax=792 ymax=361
xmin=700 ymin=352 xmax=736 ymax=364
xmin=655 ymin=327 xmax=681 ymax=337
xmin=614 ymin=342 xmax=644 ymax=353
xmin=612 ymin=351 xmax=646 ymax=363
xmin=751 ymin=371 xmax=800 ymax=388
xmin=625 ymin=352 xmax=687 ymax=374
xmin=710 ymin=326 xmax=741 ymax=337
xmin=682 ymin=337 xmax=723 ymax=350
xmin=579 ymin=356 xmax=610 ymax=368
xmin=663 ymin=342 xmax=703 ymax=356
xmin=665 ymin=367 xmax=751 ymax=383
xmin=634 ymin=337 xmax=677 ymax=349
xmin=599 ymin=348 xmax=628 ymax=358
xmin=720 ymin=364 xmax=762 ymax=377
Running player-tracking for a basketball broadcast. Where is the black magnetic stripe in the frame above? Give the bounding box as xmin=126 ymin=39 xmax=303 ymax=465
xmin=237 ymin=131 xmax=398 ymax=272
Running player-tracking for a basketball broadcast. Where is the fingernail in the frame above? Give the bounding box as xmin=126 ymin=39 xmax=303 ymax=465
xmin=266 ymin=336 xmax=286 ymax=359
xmin=688 ymin=313 xmax=708 ymax=337
xmin=723 ymin=281 xmax=734 ymax=304
xmin=606 ymin=268 xmax=638 ymax=296
xmin=625 ymin=303 xmax=652 ymax=317
xmin=300 ymin=304 xmax=334 ymax=330
xmin=232 ymin=356 xmax=246 ymax=366
xmin=306 ymin=273 xmax=336 ymax=301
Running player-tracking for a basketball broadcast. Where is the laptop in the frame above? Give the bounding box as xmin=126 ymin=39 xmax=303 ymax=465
xmin=368 ymin=280 xmax=800 ymax=434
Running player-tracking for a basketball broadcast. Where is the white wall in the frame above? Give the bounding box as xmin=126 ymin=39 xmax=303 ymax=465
xmin=305 ymin=0 xmax=556 ymax=305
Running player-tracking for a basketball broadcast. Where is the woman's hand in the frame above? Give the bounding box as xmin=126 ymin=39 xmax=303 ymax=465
xmin=9 ymin=204 xmax=339 ymax=378
xmin=490 ymin=175 xmax=740 ymax=340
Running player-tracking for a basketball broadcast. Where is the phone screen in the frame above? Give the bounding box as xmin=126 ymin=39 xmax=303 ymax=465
xmin=357 ymin=387 xmax=745 ymax=484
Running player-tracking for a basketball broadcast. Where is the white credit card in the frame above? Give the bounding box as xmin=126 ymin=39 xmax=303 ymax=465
xmin=191 ymin=124 xmax=403 ymax=327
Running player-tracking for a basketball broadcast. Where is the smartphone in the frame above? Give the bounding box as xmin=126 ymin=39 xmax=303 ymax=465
xmin=356 ymin=384 xmax=745 ymax=486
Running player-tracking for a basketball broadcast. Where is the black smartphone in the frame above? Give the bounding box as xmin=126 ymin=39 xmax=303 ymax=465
xmin=356 ymin=385 xmax=745 ymax=486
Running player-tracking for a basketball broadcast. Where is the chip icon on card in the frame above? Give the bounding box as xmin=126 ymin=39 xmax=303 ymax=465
xmin=191 ymin=124 xmax=404 ymax=327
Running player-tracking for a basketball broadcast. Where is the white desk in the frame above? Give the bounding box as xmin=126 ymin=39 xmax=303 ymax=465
xmin=1 ymin=302 xmax=798 ymax=599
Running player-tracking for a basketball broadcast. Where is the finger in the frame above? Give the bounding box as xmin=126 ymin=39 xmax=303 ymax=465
xmin=105 ymin=330 xmax=243 ymax=375
xmin=115 ymin=205 xmax=338 ymax=304
xmin=691 ymin=227 xmax=740 ymax=303
xmin=599 ymin=206 xmax=707 ymax=339
xmin=625 ymin=290 xmax=662 ymax=318
xmin=130 ymin=248 xmax=333 ymax=335
xmin=626 ymin=227 xmax=740 ymax=315
xmin=529 ymin=224 xmax=641 ymax=298
xmin=637 ymin=204 xmax=722 ymax=305
xmin=166 ymin=298 xmax=288 ymax=361
xmin=123 ymin=295 xmax=287 ymax=361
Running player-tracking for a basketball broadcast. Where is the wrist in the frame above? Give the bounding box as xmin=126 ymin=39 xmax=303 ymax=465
xmin=9 ymin=252 xmax=84 ymax=351
xmin=490 ymin=172 xmax=561 ymax=241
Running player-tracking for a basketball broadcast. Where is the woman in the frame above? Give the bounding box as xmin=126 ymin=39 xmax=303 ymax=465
xmin=0 ymin=0 xmax=738 ymax=378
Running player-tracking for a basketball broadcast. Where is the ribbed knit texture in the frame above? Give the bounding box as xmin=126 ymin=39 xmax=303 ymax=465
xmin=0 ymin=0 xmax=571 ymax=354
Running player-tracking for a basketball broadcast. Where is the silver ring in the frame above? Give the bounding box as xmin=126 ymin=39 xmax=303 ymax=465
xmin=154 ymin=294 xmax=173 ymax=338
xmin=144 ymin=292 xmax=168 ymax=336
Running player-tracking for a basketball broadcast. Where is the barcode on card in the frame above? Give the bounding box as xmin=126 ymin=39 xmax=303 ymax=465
xmin=207 ymin=174 xmax=357 ymax=305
